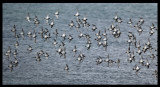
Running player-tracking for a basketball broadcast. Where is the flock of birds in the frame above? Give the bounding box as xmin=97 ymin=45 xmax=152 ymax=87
xmin=4 ymin=9 xmax=158 ymax=82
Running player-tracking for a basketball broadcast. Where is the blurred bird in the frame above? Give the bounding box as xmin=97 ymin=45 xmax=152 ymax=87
xmin=72 ymin=45 xmax=77 ymax=57
xmin=92 ymin=24 xmax=97 ymax=31
xmin=133 ymin=64 xmax=140 ymax=76
xmin=53 ymin=29 xmax=59 ymax=39
xmin=68 ymin=35 xmax=73 ymax=42
xmin=26 ymin=13 xmax=31 ymax=22
xmin=8 ymin=61 xmax=13 ymax=72
xmin=55 ymin=9 xmax=59 ymax=19
xmin=145 ymin=59 xmax=150 ymax=69
xmin=96 ymin=56 xmax=103 ymax=65
xmin=68 ymin=20 xmax=74 ymax=29
xmin=64 ymin=64 xmax=69 ymax=72
xmin=27 ymin=45 xmax=33 ymax=53
xmin=11 ymin=25 xmax=16 ymax=37
xmin=20 ymin=28 xmax=25 ymax=40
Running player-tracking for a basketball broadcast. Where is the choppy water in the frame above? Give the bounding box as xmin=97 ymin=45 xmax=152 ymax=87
xmin=3 ymin=3 xmax=158 ymax=85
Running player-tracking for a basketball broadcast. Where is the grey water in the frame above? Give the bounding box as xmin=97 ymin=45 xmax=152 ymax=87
xmin=2 ymin=3 xmax=157 ymax=85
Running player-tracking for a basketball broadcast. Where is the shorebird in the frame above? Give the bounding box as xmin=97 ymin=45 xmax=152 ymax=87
xmin=85 ymin=43 xmax=91 ymax=50
xmin=20 ymin=28 xmax=25 ymax=40
xmin=5 ymin=47 xmax=11 ymax=61
xmin=34 ymin=16 xmax=40 ymax=27
xmin=57 ymin=47 xmax=63 ymax=56
xmin=127 ymin=18 xmax=133 ymax=26
xmin=32 ymin=29 xmax=37 ymax=43
xmin=149 ymin=29 xmax=155 ymax=36
xmin=133 ymin=64 xmax=140 ymax=76
xmin=95 ymin=34 xmax=102 ymax=41
xmin=52 ymin=39 xmax=58 ymax=48
xmin=102 ymin=28 xmax=107 ymax=36
xmin=76 ymin=18 xmax=82 ymax=25
xmin=12 ymin=49 xmax=18 ymax=58
xmin=33 ymin=52 xmax=41 ymax=62
xmin=116 ymin=25 xmax=121 ymax=38
xmin=146 ymin=38 xmax=151 ymax=47
xmin=15 ymin=34 xmax=20 ymax=41
xmin=96 ymin=56 xmax=103 ymax=65
xmin=44 ymin=14 xmax=50 ymax=24
xmin=44 ymin=33 xmax=51 ymax=41
xmin=44 ymin=52 xmax=49 ymax=59
xmin=109 ymin=22 xmax=115 ymax=31
xmin=132 ymin=36 xmax=137 ymax=47
xmin=136 ymin=47 xmax=142 ymax=55
xmin=104 ymin=54 xmax=114 ymax=67
xmin=14 ymin=41 xmax=19 ymax=48
xmin=137 ymin=26 xmax=143 ymax=35
xmin=128 ymin=52 xmax=135 ymax=63
xmin=79 ymin=31 xmax=84 ymax=38
xmin=33 ymin=15 xmax=38 ymax=22
xmin=85 ymin=22 xmax=90 ymax=28
xmin=26 ymin=13 xmax=31 ymax=22
xmin=87 ymin=39 xmax=92 ymax=44
xmin=102 ymin=35 xmax=107 ymax=41
xmin=5 ymin=51 xmax=10 ymax=61
xmin=59 ymin=41 xmax=65 ymax=47
xmin=150 ymin=23 xmax=156 ymax=30
xmin=77 ymin=55 xmax=83 ymax=63
xmin=95 ymin=30 xmax=101 ymax=37
xmin=82 ymin=13 xmax=88 ymax=22
xmin=113 ymin=12 xmax=118 ymax=21
xmin=77 ymin=52 xmax=85 ymax=63
xmin=61 ymin=47 xmax=66 ymax=58
xmin=79 ymin=52 xmax=85 ymax=58
xmin=77 ymin=51 xmax=86 ymax=63
xmin=125 ymin=46 xmax=131 ymax=55
xmin=8 ymin=61 xmax=13 ymax=72
xmin=53 ymin=29 xmax=59 ymax=39
xmin=61 ymin=31 xmax=66 ymax=41
xmin=49 ymin=20 xmax=55 ymax=28
xmin=139 ymin=55 xmax=145 ymax=66
xmin=13 ymin=57 xmax=18 ymax=67
xmin=72 ymin=45 xmax=77 ymax=57
xmin=74 ymin=9 xmax=80 ymax=18
xmin=27 ymin=45 xmax=33 ymax=53
xmin=145 ymin=59 xmax=150 ymax=69
xmin=38 ymin=27 xmax=44 ymax=38
xmin=127 ymin=38 xmax=132 ymax=46
xmin=68 ymin=35 xmax=73 ymax=42
xmin=27 ymin=30 xmax=32 ymax=40
xmin=136 ymin=41 xmax=141 ymax=49
xmin=92 ymin=24 xmax=97 ymax=31
xmin=64 ymin=64 xmax=69 ymax=72
xmin=11 ymin=25 xmax=16 ymax=37
xmin=150 ymin=53 xmax=155 ymax=62
xmin=138 ymin=17 xmax=144 ymax=26
xmin=142 ymin=43 xmax=148 ymax=53
xmin=75 ymin=22 xmax=80 ymax=32
xmin=97 ymin=41 xmax=102 ymax=47
xmin=7 ymin=46 xmax=11 ymax=53
xmin=103 ymin=40 xmax=108 ymax=51
xmin=39 ymin=50 xmax=44 ymax=56
xmin=68 ymin=20 xmax=74 ymax=29
xmin=86 ymin=39 xmax=92 ymax=49
xmin=128 ymin=32 xmax=134 ymax=39
xmin=55 ymin=9 xmax=59 ymax=19
xmin=152 ymin=70 xmax=158 ymax=80
xmin=84 ymin=34 xmax=91 ymax=39
xmin=115 ymin=59 xmax=120 ymax=68
xmin=44 ymin=28 xmax=49 ymax=34
xmin=117 ymin=17 xmax=123 ymax=24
